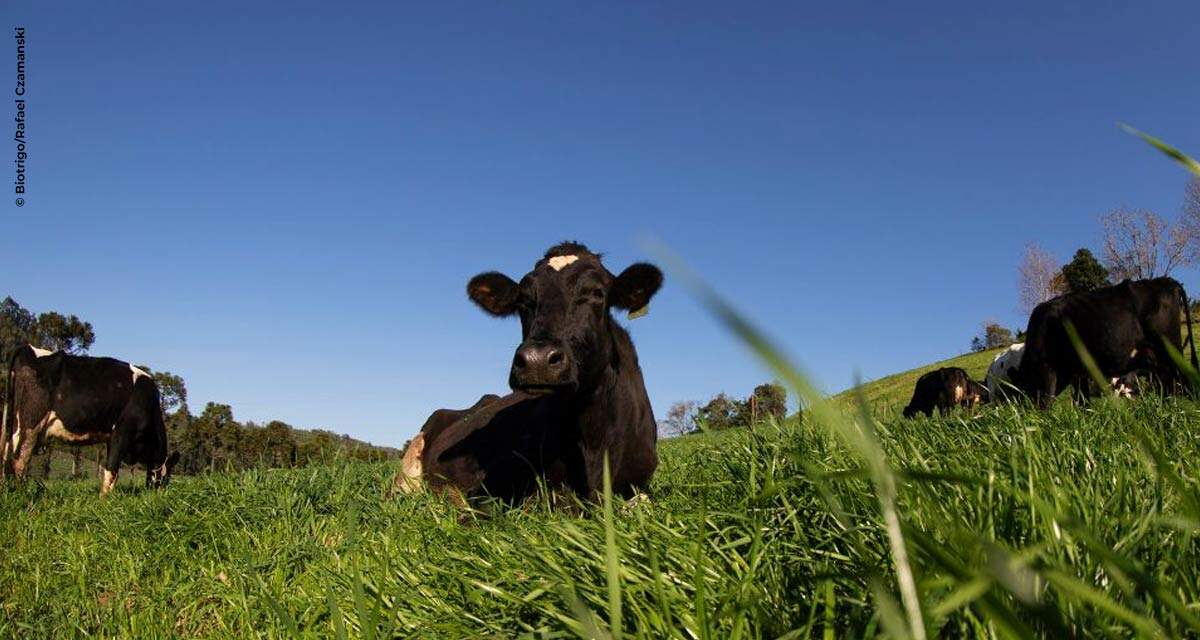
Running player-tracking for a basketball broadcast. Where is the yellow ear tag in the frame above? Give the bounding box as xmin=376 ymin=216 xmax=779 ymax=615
xmin=628 ymin=305 xmax=649 ymax=320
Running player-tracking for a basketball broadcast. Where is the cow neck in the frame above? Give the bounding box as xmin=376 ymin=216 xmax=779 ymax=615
xmin=562 ymin=317 xmax=637 ymax=434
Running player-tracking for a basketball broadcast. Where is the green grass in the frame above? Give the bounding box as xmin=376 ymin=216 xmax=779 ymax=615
xmin=4 ymin=397 xmax=1200 ymax=637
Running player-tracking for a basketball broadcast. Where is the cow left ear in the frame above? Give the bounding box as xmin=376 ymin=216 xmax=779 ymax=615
xmin=610 ymin=263 xmax=663 ymax=311
xmin=468 ymin=272 xmax=520 ymax=317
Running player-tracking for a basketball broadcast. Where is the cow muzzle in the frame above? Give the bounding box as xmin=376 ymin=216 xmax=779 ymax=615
xmin=510 ymin=341 xmax=573 ymax=394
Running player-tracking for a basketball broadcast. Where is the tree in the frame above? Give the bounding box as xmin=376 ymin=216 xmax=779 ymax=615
xmin=1 ymin=299 xmax=94 ymax=355
xmin=972 ymin=322 xmax=1015 ymax=352
xmin=137 ymin=365 xmax=188 ymax=414
xmin=0 ymin=298 xmax=35 ymax=400
xmin=33 ymin=312 xmax=94 ymax=354
xmin=984 ymin=323 xmax=1015 ymax=349
xmin=661 ymin=401 xmax=698 ymax=437
xmin=262 ymin=421 xmax=298 ymax=468
xmin=745 ymin=383 xmax=787 ymax=423
xmin=1060 ymin=248 xmax=1110 ymax=294
xmin=1100 ymin=207 xmax=1190 ymax=281
xmin=0 ymin=297 xmax=36 ymax=353
xmin=1183 ymin=177 xmax=1200 ymax=263
xmin=696 ymin=393 xmax=743 ymax=431
xmin=1017 ymin=244 xmax=1063 ymax=314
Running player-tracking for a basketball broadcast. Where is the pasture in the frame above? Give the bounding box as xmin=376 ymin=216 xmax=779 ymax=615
xmin=4 ymin=394 xmax=1200 ymax=637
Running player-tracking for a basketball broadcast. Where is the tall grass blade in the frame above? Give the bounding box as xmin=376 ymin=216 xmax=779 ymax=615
xmin=1120 ymin=124 xmax=1200 ymax=177
xmin=648 ymin=239 xmax=928 ymax=640
xmin=603 ymin=455 xmax=622 ymax=640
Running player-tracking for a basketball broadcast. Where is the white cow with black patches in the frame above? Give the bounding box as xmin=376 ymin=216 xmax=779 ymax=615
xmin=1 ymin=345 xmax=178 ymax=494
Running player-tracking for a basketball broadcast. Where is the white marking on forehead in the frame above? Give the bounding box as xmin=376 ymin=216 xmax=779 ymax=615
xmin=130 ymin=365 xmax=149 ymax=383
xmin=547 ymin=255 xmax=579 ymax=271
xmin=30 ymin=346 xmax=52 ymax=357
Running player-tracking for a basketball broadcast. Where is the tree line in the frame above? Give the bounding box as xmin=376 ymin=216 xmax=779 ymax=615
xmin=0 ymin=296 xmax=394 ymax=480
xmin=1018 ymin=177 xmax=1200 ymax=315
xmin=661 ymin=382 xmax=788 ymax=437
xmin=967 ymin=177 xmax=1200 ymax=353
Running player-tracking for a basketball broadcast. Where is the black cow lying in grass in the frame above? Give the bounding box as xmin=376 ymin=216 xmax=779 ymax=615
xmin=1 ymin=345 xmax=178 ymax=494
xmin=903 ymin=367 xmax=988 ymax=418
xmin=395 ymin=242 xmax=662 ymax=505
xmin=1017 ymin=277 xmax=1198 ymax=408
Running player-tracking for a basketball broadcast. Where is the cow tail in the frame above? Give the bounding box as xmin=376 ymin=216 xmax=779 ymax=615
xmin=1183 ymin=285 xmax=1199 ymax=371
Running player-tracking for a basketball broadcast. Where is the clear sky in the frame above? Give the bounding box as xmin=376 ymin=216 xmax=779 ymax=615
xmin=4 ymin=1 xmax=1199 ymax=447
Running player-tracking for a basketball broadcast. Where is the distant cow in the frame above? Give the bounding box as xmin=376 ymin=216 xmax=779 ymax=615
xmin=903 ymin=367 xmax=987 ymax=418
xmin=395 ymin=242 xmax=662 ymax=504
xmin=1017 ymin=278 xmax=1198 ymax=407
xmin=1 ymin=345 xmax=179 ymax=494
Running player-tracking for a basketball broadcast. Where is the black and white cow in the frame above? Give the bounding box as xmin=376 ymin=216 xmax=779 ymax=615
xmin=395 ymin=242 xmax=662 ymax=504
xmin=1018 ymin=278 xmax=1198 ymax=407
xmin=988 ymin=343 xmax=1142 ymax=402
xmin=1 ymin=345 xmax=178 ymax=494
xmin=903 ymin=367 xmax=988 ymax=418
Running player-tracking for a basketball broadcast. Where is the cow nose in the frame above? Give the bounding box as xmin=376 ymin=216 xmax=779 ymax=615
xmin=512 ymin=343 xmax=569 ymax=385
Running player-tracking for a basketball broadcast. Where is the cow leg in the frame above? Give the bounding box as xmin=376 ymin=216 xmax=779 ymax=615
xmin=1034 ymin=367 xmax=1058 ymax=409
xmin=10 ymin=415 xmax=42 ymax=481
xmin=1069 ymin=375 xmax=1092 ymax=405
xmin=101 ymin=438 xmax=123 ymax=496
xmin=0 ymin=427 xmax=10 ymax=480
xmin=563 ymin=443 xmax=591 ymax=499
xmin=102 ymin=428 xmax=129 ymax=496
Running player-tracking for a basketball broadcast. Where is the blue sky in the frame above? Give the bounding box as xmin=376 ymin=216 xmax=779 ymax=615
xmin=4 ymin=1 xmax=1198 ymax=447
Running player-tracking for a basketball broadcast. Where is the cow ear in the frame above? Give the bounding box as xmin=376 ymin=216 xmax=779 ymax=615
xmin=610 ymin=263 xmax=663 ymax=311
xmin=468 ymin=272 xmax=520 ymax=317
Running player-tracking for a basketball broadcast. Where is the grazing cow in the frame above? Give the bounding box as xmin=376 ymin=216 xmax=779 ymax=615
xmin=987 ymin=343 xmax=1142 ymax=402
xmin=985 ymin=343 xmax=1025 ymax=400
xmin=1017 ymin=278 xmax=1198 ymax=408
xmin=1110 ymin=373 xmax=1139 ymax=398
xmin=1 ymin=345 xmax=179 ymax=494
xmin=395 ymin=242 xmax=662 ymax=504
xmin=903 ymin=367 xmax=988 ymax=418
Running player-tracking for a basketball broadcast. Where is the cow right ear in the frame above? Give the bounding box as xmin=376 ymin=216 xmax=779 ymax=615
xmin=468 ymin=272 xmax=520 ymax=317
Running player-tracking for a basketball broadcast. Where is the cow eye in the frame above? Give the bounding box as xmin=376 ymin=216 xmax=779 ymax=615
xmin=579 ymin=287 xmax=604 ymax=303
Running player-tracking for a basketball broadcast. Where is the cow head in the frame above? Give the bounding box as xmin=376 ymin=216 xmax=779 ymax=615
xmin=467 ymin=242 xmax=663 ymax=396
xmin=146 ymin=451 xmax=180 ymax=489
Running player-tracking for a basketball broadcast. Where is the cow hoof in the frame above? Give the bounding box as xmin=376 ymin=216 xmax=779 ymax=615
xmin=620 ymin=492 xmax=652 ymax=513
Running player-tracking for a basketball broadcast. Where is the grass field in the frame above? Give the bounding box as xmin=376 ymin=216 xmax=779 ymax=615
xmin=4 ymin=393 xmax=1200 ymax=637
